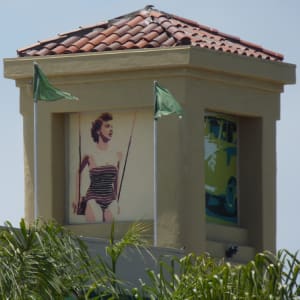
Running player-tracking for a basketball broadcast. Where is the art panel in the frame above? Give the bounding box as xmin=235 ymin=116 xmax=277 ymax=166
xmin=68 ymin=110 xmax=153 ymax=224
xmin=204 ymin=112 xmax=238 ymax=224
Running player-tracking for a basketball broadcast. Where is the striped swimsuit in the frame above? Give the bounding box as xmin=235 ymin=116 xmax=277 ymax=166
xmin=85 ymin=165 xmax=118 ymax=209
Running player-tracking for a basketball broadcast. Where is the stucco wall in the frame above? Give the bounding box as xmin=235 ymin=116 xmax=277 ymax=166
xmin=4 ymin=46 xmax=295 ymax=255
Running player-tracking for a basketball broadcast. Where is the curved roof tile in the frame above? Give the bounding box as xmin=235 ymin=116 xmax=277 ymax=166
xmin=17 ymin=6 xmax=283 ymax=61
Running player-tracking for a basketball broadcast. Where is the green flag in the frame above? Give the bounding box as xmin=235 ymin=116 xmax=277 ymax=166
xmin=33 ymin=63 xmax=78 ymax=101
xmin=154 ymin=81 xmax=183 ymax=119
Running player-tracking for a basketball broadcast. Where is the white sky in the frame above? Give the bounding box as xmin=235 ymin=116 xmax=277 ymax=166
xmin=0 ymin=0 xmax=299 ymax=252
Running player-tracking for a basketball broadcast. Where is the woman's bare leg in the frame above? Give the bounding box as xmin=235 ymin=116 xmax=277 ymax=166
xmin=85 ymin=201 xmax=96 ymax=222
xmin=103 ymin=208 xmax=113 ymax=222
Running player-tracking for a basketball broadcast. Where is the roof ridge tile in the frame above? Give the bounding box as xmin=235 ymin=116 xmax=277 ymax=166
xmin=126 ymin=15 xmax=144 ymax=27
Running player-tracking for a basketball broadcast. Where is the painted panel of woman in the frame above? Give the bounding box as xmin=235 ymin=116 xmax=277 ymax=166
xmin=73 ymin=112 xmax=122 ymax=222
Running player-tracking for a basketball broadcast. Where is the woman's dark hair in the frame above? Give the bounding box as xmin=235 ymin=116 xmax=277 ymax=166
xmin=91 ymin=112 xmax=113 ymax=143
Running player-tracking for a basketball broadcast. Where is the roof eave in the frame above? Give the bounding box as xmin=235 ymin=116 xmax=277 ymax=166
xmin=4 ymin=46 xmax=296 ymax=86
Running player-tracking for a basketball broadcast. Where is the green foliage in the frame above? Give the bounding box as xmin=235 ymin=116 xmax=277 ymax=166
xmin=85 ymin=222 xmax=151 ymax=299
xmin=0 ymin=219 xmax=299 ymax=300
xmin=0 ymin=218 xmax=91 ymax=300
xmin=133 ymin=250 xmax=300 ymax=300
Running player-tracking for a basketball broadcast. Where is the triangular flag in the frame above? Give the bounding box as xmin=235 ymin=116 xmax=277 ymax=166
xmin=33 ymin=62 xmax=78 ymax=101
xmin=154 ymin=81 xmax=183 ymax=120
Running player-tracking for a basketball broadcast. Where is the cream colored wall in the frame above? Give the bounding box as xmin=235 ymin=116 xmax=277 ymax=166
xmin=185 ymin=75 xmax=281 ymax=253
xmin=4 ymin=46 xmax=295 ymax=254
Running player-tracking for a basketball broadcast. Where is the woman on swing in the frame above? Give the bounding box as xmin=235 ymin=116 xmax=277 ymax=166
xmin=74 ymin=112 xmax=122 ymax=222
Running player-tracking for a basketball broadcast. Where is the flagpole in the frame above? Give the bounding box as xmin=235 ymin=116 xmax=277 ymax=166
xmin=152 ymin=81 xmax=183 ymax=246
xmin=153 ymin=81 xmax=158 ymax=247
xmin=32 ymin=62 xmax=79 ymax=219
xmin=33 ymin=86 xmax=39 ymax=219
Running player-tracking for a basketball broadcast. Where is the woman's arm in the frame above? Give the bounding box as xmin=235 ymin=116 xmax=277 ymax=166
xmin=79 ymin=155 xmax=90 ymax=173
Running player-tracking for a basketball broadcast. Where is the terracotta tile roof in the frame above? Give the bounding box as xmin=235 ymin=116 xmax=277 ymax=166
xmin=17 ymin=5 xmax=283 ymax=61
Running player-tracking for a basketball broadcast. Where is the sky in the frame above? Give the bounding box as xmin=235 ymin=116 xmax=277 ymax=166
xmin=0 ymin=0 xmax=299 ymax=252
